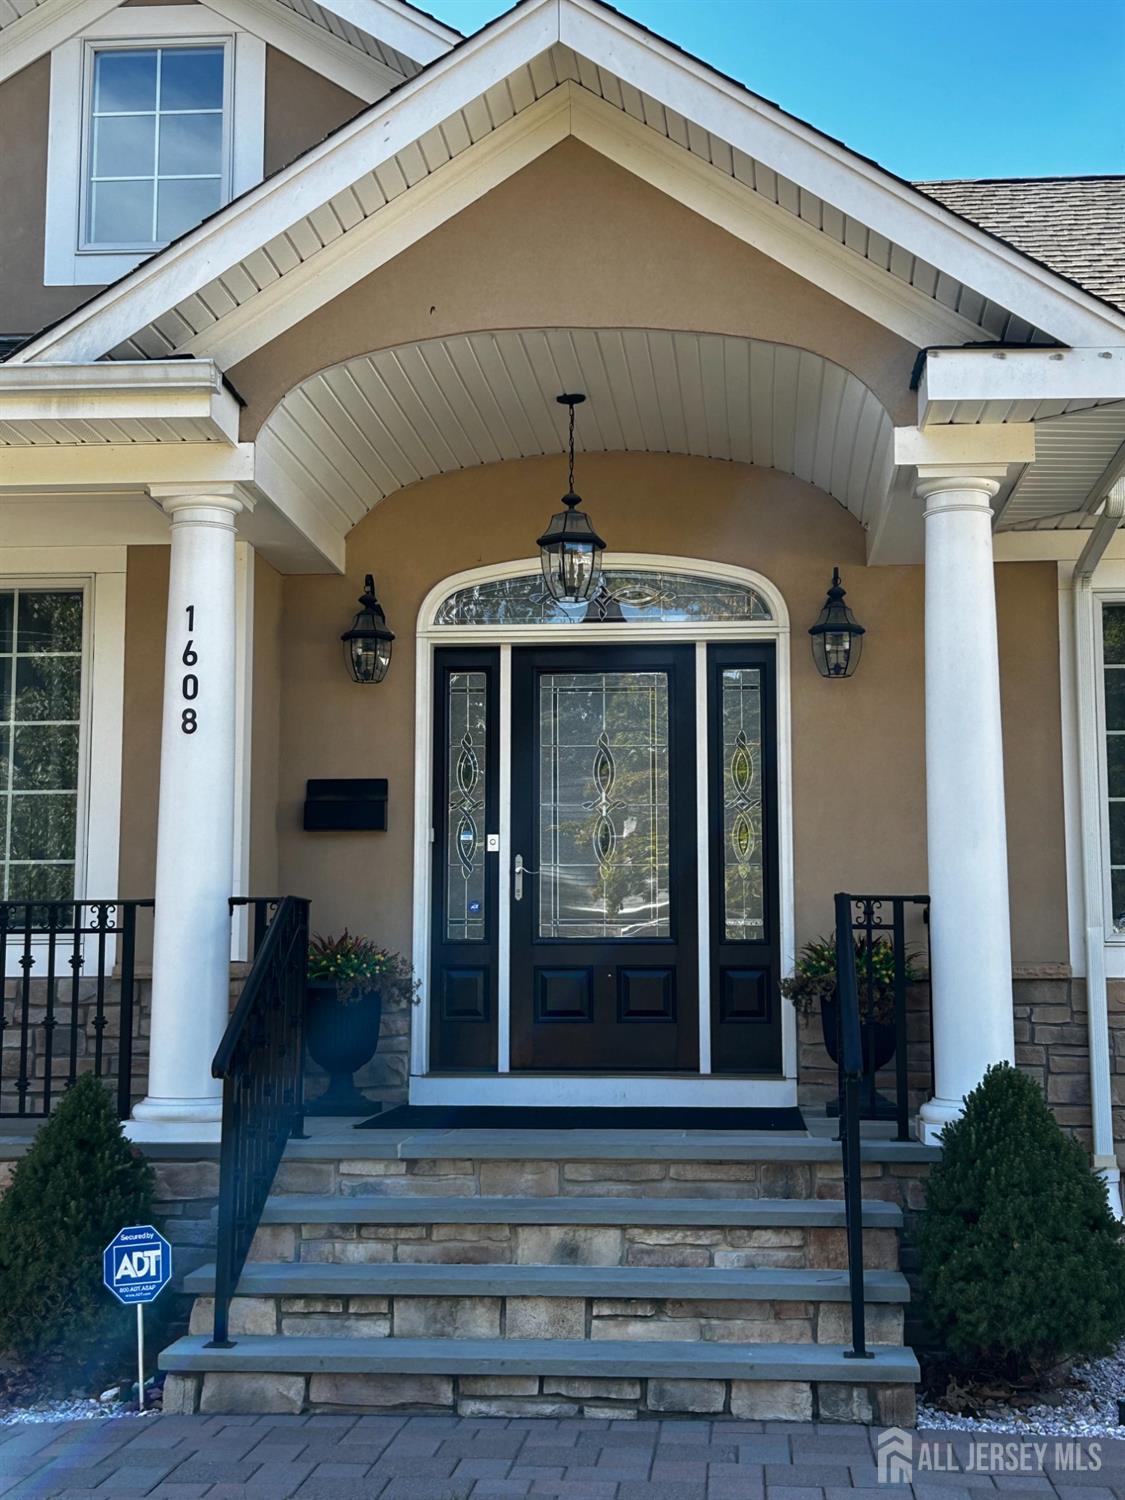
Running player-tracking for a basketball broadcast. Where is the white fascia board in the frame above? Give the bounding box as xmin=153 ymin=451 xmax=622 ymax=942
xmin=0 ymin=360 xmax=241 ymax=443
xmin=919 ymin=347 xmax=1125 ymax=426
xmin=0 ymin=441 xmax=255 ymax=489
xmin=10 ymin=0 xmax=561 ymax=366
xmin=314 ymin=0 xmax=459 ymax=63
xmin=178 ymin=88 xmax=572 ymax=365
xmin=569 ymin=90 xmax=983 ymax=350
xmin=203 ymin=0 xmax=405 ymax=101
xmin=561 ymin=0 xmax=1125 ymax=349
xmin=0 ymin=0 xmax=118 ymax=86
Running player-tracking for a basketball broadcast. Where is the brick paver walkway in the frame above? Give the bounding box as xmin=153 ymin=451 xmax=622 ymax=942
xmin=0 ymin=1415 xmax=1121 ymax=1500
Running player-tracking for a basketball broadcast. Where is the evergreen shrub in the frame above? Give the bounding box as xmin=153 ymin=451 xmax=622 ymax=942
xmin=919 ymin=1062 xmax=1125 ymax=1379
xmin=0 ymin=1075 xmax=157 ymax=1379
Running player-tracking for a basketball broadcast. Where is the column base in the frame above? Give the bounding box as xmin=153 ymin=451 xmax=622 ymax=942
xmin=128 ymin=1095 xmax=223 ymax=1144
xmin=916 ymin=1095 xmax=961 ymax=1146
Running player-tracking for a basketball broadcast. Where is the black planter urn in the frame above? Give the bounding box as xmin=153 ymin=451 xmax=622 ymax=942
xmin=304 ymin=980 xmax=383 ymax=1116
xmin=819 ymin=990 xmax=897 ymax=1120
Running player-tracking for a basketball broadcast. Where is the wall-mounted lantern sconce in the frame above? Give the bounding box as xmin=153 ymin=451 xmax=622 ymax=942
xmin=809 ymin=567 xmax=865 ymax=679
xmin=341 ymin=574 xmax=394 ymax=683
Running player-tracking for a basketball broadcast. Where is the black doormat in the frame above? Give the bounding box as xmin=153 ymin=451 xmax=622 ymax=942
xmin=355 ymin=1105 xmax=805 ymax=1132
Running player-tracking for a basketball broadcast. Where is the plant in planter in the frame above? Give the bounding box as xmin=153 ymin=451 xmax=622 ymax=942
xmin=781 ymin=934 xmax=923 ymax=1117
xmin=305 ymin=932 xmax=417 ymax=1116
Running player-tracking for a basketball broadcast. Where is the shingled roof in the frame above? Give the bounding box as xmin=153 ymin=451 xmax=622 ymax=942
xmin=915 ymin=176 xmax=1125 ymax=317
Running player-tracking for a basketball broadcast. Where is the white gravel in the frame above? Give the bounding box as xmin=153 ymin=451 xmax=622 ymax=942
xmin=918 ymin=1342 xmax=1125 ymax=1438
xmin=0 ymin=1398 xmax=148 ymax=1427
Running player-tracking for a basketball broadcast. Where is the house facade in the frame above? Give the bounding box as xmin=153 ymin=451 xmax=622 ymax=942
xmin=3 ymin=0 xmax=1125 ymax=1415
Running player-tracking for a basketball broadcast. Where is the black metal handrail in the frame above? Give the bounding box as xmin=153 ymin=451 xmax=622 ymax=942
xmin=209 ymin=895 xmax=310 ymax=1348
xmin=833 ymin=890 xmax=930 ymax=1362
xmin=0 ymin=899 xmax=154 ymax=1119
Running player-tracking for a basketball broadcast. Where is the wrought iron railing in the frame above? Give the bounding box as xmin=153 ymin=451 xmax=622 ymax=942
xmin=833 ymin=891 xmax=930 ymax=1361
xmin=208 ymin=895 xmax=310 ymax=1348
xmin=0 ymin=899 xmax=154 ymax=1119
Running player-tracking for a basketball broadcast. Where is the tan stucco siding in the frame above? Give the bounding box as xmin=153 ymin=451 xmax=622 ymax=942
xmin=0 ymin=57 xmax=99 ymax=336
xmin=118 ymin=546 xmax=168 ymax=902
xmin=262 ymin=451 xmax=1066 ymax=970
xmin=230 ymin=139 xmax=920 ymax=440
xmin=250 ymin=550 xmax=283 ymax=895
xmin=263 ymin=48 xmax=366 ymax=178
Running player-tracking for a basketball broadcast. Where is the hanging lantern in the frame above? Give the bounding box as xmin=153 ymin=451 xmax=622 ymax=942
xmin=536 ymin=393 xmax=606 ymax=603
xmin=809 ymin=567 xmax=865 ymax=679
xmin=341 ymin=574 xmax=394 ymax=683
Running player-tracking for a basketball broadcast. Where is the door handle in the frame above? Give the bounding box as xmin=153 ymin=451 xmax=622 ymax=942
xmin=513 ymin=854 xmax=538 ymax=902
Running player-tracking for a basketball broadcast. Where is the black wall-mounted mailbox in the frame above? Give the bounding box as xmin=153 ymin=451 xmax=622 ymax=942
xmin=303 ymin=778 xmax=388 ymax=832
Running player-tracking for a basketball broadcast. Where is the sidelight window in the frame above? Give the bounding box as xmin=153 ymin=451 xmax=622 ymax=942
xmin=1 ymin=590 xmax=85 ymax=903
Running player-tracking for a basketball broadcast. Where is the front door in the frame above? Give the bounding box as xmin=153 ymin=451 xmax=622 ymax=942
xmin=509 ymin=645 xmax=698 ymax=1071
xmin=426 ymin=632 xmax=783 ymax=1083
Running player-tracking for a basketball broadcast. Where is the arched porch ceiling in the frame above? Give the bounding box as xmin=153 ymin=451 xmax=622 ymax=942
xmin=259 ymin=328 xmax=894 ymax=536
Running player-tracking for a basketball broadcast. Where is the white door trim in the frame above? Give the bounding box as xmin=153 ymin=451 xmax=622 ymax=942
xmin=411 ymin=553 xmax=797 ymax=1106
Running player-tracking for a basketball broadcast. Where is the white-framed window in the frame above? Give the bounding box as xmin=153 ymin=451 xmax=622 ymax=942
xmin=1100 ymin=599 xmax=1125 ymax=935
xmin=45 ymin=6 xmax=265 ymax=286
xmin=0 ymin=586 xmax=88 ymax=904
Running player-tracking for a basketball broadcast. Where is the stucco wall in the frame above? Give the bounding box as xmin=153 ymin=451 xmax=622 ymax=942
xmin=229 ymin=139 xmax=920 ymax=439
xmin=262 ymin=450 xmax=1067 ymax=971
xmin=0 ymin=43 xmax=363 ymax=339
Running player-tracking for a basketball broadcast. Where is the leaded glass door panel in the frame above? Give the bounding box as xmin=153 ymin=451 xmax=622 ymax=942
xmin=510 ymin=645 xmax=698 ymax=1071
xmin=429 ymin=648 xmax=500 ymax=1071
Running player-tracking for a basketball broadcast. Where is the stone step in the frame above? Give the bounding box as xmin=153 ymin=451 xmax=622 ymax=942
xmin=184 ymin=1261 xmax=906 ymax=1346
xmin=271 ymin=1148 xmax=930 ymax=1208
xmin=160 ymin=1335 xmax=920 ymax=1423
xmin=260 ymin=1193 xmax=903 ymax=1228
xmin=248 ymin=1195 xmax=901 ymax=1271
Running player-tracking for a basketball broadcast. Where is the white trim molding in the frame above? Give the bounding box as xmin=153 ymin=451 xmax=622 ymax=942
xmin=44 ymin=5 xmax=265 ymax=286
xmin=411 ymin=553 xmax=796 ymax=1109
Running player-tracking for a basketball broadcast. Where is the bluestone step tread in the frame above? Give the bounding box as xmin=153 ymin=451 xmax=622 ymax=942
xmin=259 ymin=1193 xmax=903 ymax=1228
xmin=184 ymin=1260 xmax=910 ymax=1302
xmin=161 ymin=1333 xmax=920 ymax=1383
xmin=284 ymin=1129 xmax=939 ymax=1164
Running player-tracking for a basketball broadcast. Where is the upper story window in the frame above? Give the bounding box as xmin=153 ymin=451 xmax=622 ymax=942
xmin=85 ymin=44 xmax=228 ymax=250
xmin=45 ymin=7 xmax=265 ymax=286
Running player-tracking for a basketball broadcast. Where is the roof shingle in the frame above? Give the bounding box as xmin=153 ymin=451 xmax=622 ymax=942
xmin=914 ymin=175 xmax=1125 ymax=317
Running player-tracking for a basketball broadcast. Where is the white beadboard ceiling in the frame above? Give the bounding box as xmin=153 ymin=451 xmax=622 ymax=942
xmin=273 ymin=0 xmax=421 ymax=77
xmin=0 ymin=0 xmax=46 ymax=25
xmin=259 ymin=328 xmax=896 ymax=533
xmin=997 ymin=400 xmax=1125 ymax=530
xmin=102 ymin=43 xmax=1053 ymax=365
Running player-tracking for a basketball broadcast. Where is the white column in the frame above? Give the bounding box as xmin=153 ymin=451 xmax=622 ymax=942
xmin=917 ymin=469 xmax=1016 ymax=1145
xmin=131 ymin=488 xmax=246 ymax=1138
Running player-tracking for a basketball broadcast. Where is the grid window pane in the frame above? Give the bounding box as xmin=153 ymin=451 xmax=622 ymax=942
xmin=158 ymin=112 xmax=223 ymax=176
xmin=156 ymin=176 xmax=222 ymax=241
xmin=92 ymin=113 xmax=156 ymax=178
xmin=159 ymin=45 xmax=223 ymax=109
xmin=1 ymin=590 xmax=83 ymax=907
xmin=94 ymin=48 xmax=157 ymax=111
xmin=87 ymin=44 xmax=226 ymax=247
xmin=90 ymin=179 xmax=153 ymax=246
xmin=1103 ymin=606 xmax=1125 ymax=932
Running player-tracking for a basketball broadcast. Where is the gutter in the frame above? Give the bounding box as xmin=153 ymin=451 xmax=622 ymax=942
xmin=1072 ymin=481 xmax=1125 ymax=1217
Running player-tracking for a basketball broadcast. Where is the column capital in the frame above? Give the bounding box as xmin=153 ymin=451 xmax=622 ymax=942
xmin=915 ymin=467 xmax=1005 ymax=507
xmin=147 ymin=483 xmax=252 ymax=519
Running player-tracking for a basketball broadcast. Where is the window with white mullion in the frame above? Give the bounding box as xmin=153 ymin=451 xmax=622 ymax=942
xmin=0 ymin=589 xmax=85 ymax=905
xmin=1101 ymin=603 xmax=1125 ymax=933
xmin=85 ymin=41 xmax=228 ymax=251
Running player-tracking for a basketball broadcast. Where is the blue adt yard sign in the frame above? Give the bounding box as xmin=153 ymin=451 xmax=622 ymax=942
xmin=103 ymin=1225 xmax=172 ymax=1306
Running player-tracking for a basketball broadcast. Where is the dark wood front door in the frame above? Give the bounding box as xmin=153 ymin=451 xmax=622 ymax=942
xmin=509 ymin=644 xmax=698 ymax=1071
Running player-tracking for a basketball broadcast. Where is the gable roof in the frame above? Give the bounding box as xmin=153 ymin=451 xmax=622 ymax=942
xmin=916 ymin=176 xmax=1125 ymax=317
xmin=8 ymin=0 xmax=1125 ymax=368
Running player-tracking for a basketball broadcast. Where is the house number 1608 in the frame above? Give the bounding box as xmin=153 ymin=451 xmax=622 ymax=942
xmin=181 ymin=604 xmax=199 ymax=734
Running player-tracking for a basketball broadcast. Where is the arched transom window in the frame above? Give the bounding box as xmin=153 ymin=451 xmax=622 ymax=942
xmin=433 ymin=569 xmax=774 ymax=626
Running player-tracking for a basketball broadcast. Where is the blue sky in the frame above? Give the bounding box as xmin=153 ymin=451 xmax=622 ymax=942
xmin=424 ymin=0 xmax=1125 ymax=181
